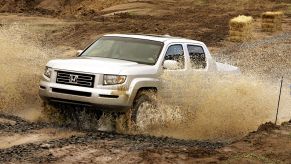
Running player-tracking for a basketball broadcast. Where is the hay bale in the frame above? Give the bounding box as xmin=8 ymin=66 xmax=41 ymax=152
xmin=262 ymin=11 xmax=283 ymax=19
xmin=229 ymin=30 xmax=250 ymax=37
xmin=230 ymin=15 xmax=253 ymax=24
xmin=261 ymin=11 xmax=283 ymax=32
xmin=229 ymin=15 xmax=253 ymax=42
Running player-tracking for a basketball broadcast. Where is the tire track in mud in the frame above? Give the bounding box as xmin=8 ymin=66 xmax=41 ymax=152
xmin=0 ymin=113 xmax=52 ymax=133
xmin=0 ymin=133 xmax=225 ymax=163
xmin=0 ymin=113 xmax=226 ymax=163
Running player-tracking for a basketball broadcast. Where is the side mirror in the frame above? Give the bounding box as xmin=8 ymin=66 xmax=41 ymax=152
xmin=76 ymin=50 xmax=83 ymax=57
xmin=163 ymin=60 xmax=179 ymax=70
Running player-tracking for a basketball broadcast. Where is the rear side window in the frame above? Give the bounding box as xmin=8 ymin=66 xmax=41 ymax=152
xmin=164 ymin=44 xmax=185 ymax=69
xmin=187 ymin=45 xmax=207 ymax=69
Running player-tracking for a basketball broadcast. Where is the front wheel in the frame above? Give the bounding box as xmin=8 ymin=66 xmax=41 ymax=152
xmin=131 ymin=91 xmax=157 ymax=129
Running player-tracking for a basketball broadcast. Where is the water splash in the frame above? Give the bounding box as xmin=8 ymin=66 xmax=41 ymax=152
xmin=129 ymin=73 xmax=287 ymax=140
xmin=0 ymin=24 xmax=55 ymax=117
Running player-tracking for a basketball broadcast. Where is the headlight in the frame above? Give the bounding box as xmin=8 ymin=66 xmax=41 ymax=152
xmin=103 ymin=75 xmax=127 ymax=85
xmin=44 ymin=66 xmax=52 ymax=78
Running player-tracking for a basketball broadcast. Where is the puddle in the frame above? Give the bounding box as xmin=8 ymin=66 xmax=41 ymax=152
xmin=0 ymin=128 xmax=83 ymax=149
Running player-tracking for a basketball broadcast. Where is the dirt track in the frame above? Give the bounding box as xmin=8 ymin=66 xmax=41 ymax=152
xmin=0 ymin=114 xmax=224 ymax=163
xmin=0 ymin=114 xmax=291 ymax=163
xmin=0 ymin=0 xmax=291 ymax=163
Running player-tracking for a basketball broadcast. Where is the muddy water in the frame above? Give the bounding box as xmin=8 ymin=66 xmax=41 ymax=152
xmin=0 ymin=128 xmax=82 ymax=149
xmin=131 ymin=73 xmax=289 ymax=140
xmin=0 ymin=24 xmax=55 ymax=117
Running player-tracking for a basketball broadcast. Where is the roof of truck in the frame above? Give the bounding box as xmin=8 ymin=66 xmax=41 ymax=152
xmin=104 ymin=34 xmax=204 ymax=44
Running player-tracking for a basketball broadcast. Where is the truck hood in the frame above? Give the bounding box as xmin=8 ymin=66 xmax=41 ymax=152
xmin=47 ymin=57 xmax=152 ymax=74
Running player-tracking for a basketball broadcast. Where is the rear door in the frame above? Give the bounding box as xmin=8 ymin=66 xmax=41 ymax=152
xmin=186 ymin=44 xmax=208 ymax=71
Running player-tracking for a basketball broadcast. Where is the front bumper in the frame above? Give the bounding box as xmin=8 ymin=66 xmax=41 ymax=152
xmin=39 ymin=80 xmax=132 ymax=109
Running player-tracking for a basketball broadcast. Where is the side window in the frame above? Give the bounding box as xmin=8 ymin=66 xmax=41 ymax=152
xmin=164 ymin=44 xmax=185 ymax=69
xmin=187 ymin=45 xmax=207 ymax=69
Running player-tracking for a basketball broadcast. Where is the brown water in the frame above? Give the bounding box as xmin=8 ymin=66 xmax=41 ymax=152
xmin=0 ymin=24 xmax=55 ymax=119
xmin=133 ymin=73 xmax=289 ymax=140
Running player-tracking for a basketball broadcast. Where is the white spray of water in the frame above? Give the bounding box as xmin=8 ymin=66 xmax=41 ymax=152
xmin=129 ymin=72 xmax=288 ymax=140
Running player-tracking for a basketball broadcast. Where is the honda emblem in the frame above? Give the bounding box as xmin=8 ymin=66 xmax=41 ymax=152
xmin=69 ymin=74 xmax=79 ymax=84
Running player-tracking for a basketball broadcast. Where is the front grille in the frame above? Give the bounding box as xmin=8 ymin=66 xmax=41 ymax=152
xmin=56 ymin=71 xmax=95 ymax=88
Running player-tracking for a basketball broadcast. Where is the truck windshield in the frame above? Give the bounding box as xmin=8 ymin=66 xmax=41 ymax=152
xmin=81 ymin=36 xmax=164 ymax=65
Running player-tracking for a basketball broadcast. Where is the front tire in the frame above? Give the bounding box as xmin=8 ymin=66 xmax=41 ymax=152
xmin=131 ymin=91 xmax=157 ymax=129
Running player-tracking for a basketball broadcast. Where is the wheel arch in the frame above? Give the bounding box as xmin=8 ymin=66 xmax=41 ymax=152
xmin=129 ymin=87 xmax=158 ymax=106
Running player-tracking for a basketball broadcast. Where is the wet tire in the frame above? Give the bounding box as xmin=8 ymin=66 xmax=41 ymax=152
xmin=131 ymin=91 xmax=157 ymax=127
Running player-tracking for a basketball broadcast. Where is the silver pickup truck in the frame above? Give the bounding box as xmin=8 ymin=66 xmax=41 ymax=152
xmin=39 ymin=34 xmax=240 ymax=122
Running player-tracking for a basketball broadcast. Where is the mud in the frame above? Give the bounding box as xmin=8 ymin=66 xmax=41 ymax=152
xmin=0 ymin=113 xmax=291 ymax=163
xmin=0 ymin=128 xmax=81 ymax=149
xmin=0 ymin=113 xmax=51 ymax=133
xmin=0 ymin=115 xmax=225 ymax=163
xmin=257 ymin=122 xmax=280 ymax=132
xmin=0 ymin=0 xmax=290 ymax=163
xmin=1 ymin=0 xmax=284 ymax=49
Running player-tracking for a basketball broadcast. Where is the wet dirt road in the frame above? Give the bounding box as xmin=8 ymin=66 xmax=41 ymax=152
xmin=0 ymin=114 xmax=225 ymax=163
xmin=0 ymin=113 xmax=291 ymax=163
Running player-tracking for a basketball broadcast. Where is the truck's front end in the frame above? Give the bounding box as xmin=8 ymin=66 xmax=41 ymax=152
xmin=39 ymin=35 xmax=163 ymax=111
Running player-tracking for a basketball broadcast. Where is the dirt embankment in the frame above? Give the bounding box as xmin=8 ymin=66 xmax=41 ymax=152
xmin=1 ymin=0 xmax=289 ymax=48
